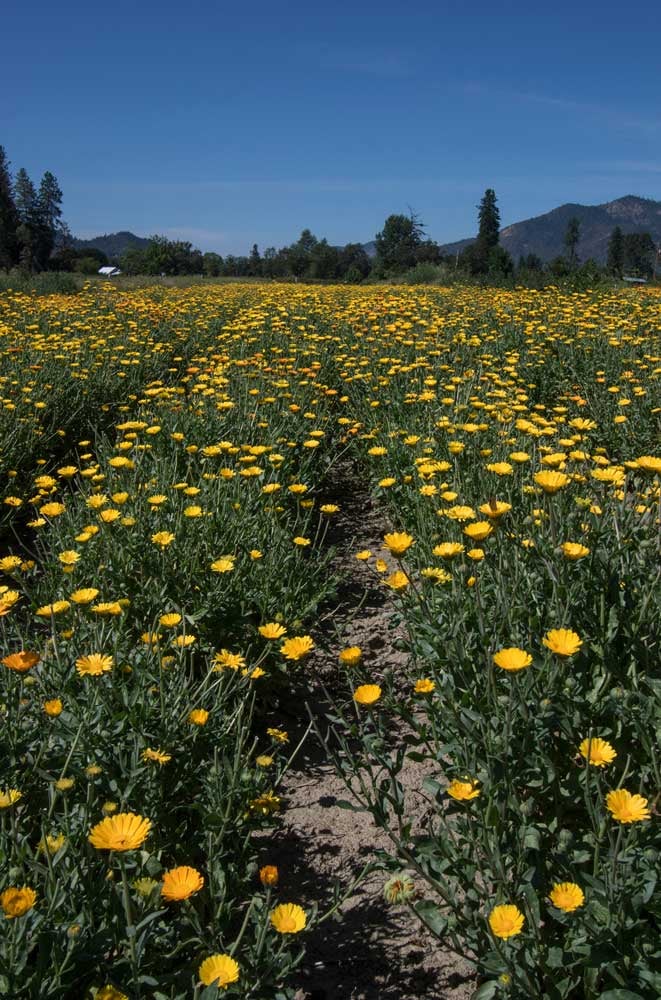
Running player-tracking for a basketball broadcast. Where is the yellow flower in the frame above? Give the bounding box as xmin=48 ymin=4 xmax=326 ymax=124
xmin=96 ymin=987 xmax=128 ymax=1000
xmin=76 ymin=653 xmax=113 ymax=677
xmin=39 ymin=833 xmax=66 ymax=854
xmin=635 ymin=455 xmax=661 ymax=474
xmin=91 ymin=602 xmax=123 ymax=616
xmin=2 ymin=650 xmax=40 ymax=673
xmin=142 ymin=748 xmax=171 ymax=765
xmin=260 ymin=864 xmax=279 ymax=886
xmin=89 ymin=813 xmax=152 ymax=851
xmin=249 ymin=791 xmax=281 ymax=815
xmin=463 ymin=521 xmax=493 ymax=541
xmin=159 ymin=612 xmax=182 ymax=627
xmin=259 ymin=622 xmax=287 ymax=639
xmin=70 ymin=587 xmax=99 ymax=604
xmin=210 ymin=556 xmax=235 ymax=573
xmin=36 ymin=600 xmax=70 ymax=617
xmin=280 ymin=635 xmax=314 ymax=660
xmin=0 ymin=589 xmax=20 ymax=615
xmin=534 ymin=470 xmax=570 ymax=493
xmin=188 ymin=709 xmax=209 ymax=726
xmin=542 ymin=629 xmax=582 ymax=657
xmin=488 ymin=904 xmax=525 ymax=939
xmin=479 ymin=500 xmax=511 ymax=518
xmin=0 ymin=789 xmax=22 ymax=809
xmin=385 ymin=570 xmax=409 ymax=590
xmin=433 ymin=542 xmax=464 ymax=559
xmin=161 ymin=866 xmax=204 ymax=902
xmin=561 ymin=542 xmax=590 ymax=560
xmin=40 ymin=502 xmax=65 ymax=517
xmin=1 ymin=887 xmax=37 ymax=919
xmin=355 ymin=549 xmax=372 ymax=560
xmin=606 ymin=789 xmax=650 ymax=824
xmin=383 ymin=532 xmax=414 ymax=556
xmin=44 ymin=698 xmax=63 ymax=716
xmin=152 ymin=531 xmax=175 ymax=548
xmin=579 ymin=737 xmax=616 ymax=767
xmin=270 ymin=902 xmax=307 ymax=933
xmin=549 ymin=882 xmax=585 ymax=912
xmin=447 ymin=779 xmax=480 ymax=801
xmin=353 ymin=684 xmax=381 ymax=705
xmin=55 ymin=777 xmax=74 ymax=791
xmin=414 ymin=678 xmax=435 ymax=694
xmin=293 ymin=536 xmax=311 ymax=546
xmin=320 ymin=504 xmax=340 ymax=514
xmin=255 ymin=754 xmax=273 ymax=767
xmin=198 ymin=954 xmax=240 ymax=989
xmin=493 ymin=647 xmax=532 ymax=672
xmin=339 ymin=646 xmax=362 ymax=666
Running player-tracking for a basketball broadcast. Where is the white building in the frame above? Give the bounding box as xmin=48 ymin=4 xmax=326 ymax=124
xmin=98 ymin=266 xmax=121 ymax=276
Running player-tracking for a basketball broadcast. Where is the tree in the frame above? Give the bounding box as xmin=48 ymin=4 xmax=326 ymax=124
xmin=477 ymin=189 xmax=500 ymax=254
xmin=622 ymin=232 xmax=655 ymax=279
xmin=14 ymin=168 xmax=39 ymax=271
xmin=34 ymin=171 xmax=63 ymax=269
xmin=248 ymin=244 xmax=262 ymax=277
xmin=338 ymin=243 xmax=371 ymax=282
xmin=374 ymin=213 xmax=425 ymax=275
xmin=607 ymin=227 xmax=625 ymax=278
xmin=203 ymin=252 xmax=223 ymax=277
xmin=0 ymin=146 xmax=19 ymax=270
xmin=564 ymin=217 xmax=580 ymax=270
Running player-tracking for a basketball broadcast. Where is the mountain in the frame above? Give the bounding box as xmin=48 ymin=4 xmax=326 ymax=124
xmin=437 ymin=196 xmax=661 ymax=264
xmin=72 ymin=231 xmax=149 ymax=260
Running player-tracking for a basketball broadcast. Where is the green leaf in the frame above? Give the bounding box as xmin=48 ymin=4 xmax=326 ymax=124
xmin=334 ymin=799 xmax=364 ymax=811
xmin=597 ymin=991 xmax=645 ymax=1000
xmin=472 ymin=983 xmax=498 ymax=1000
xmin=414 ymin=899 xmax=447 ymax=938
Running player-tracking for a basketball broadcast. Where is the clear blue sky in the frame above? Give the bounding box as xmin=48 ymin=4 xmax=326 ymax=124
xmin=2 ymin=0 xmax=659 ymax=254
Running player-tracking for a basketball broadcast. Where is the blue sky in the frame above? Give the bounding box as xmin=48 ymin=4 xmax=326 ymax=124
xmin=2 ymin=0 xmax=660 ymax=253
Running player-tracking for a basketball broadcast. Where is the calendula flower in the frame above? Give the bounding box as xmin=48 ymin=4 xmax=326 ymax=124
xmin=70 ymin=587 xmax=99 ymax=604
xmin=0 ymin=789 xmax=22 ymax=809
xmin=198 ymin=954 xmax=240 ymax=988
xmin=355 ymin=549 xmax=372 ymax=560
xmin=188 ymin=708 xmax=209 ymax=726
xmin=39 ymin=833 xmax=66 ymax=855
xmin=414 ymin=678 xmax=435 ymax=694
xmin=161 ymin=866 xmax=204 ymax=902
xmin=493 ymin=647 xmax=532 ymax=672
xmin=259 ymin=622 xmax=287 ymax=639
xmin=259 ymin=865 xmax=279 ymax=886
xmin=152 ymin=531 xmax=175 ymax=548
xmin=89 ymin=813 xmax=152 ymax=851
xmin=159 ymin=612 xmax=181 ymax=627
xmin=2 ymin=650 xmax=40 ymax=673
xmin=255 ymin=755 xmax=274 ymax=767
xmin=549 ymin=882 xmax=585 ymax=912
xmin=36 ymin=600 xmax=70 ymax=617
xmin=561 ymin=542 xmax=590 ymax=560
xmin=385 ymin=570 xmax=409 ymax=590
xmin=383 ymin=532 xmax=414 ymax=556
xmin=534 ymin=470 xmax=570 ymax=493
xmin=447 ymin=779 xmax=480 ymax=801
xmin=249 ymin=791 xmax=281 ymax=815
xmin=90 ymin=602 xmax=123 ymax=616
xmin=635 ymin=455 xmax=661 ymax=474
xmin=383 ymin=873 xmax=416 ymax=904
xmin=353 ymin=684 xmax=381 ymax=705
xmin=579 ymin=737 xmax=616 ymax=767
xmin=339 ymin=646 xmax=362 ymax=666
xmin=40 ymin=502 xmax=65 ymax=518
xmin=76 ymin=653 xmax=113 ymax=677
xmin=488 ymin=904 xmax=525 ymax=939
xmin=142 ymin=748 xmax=171 ymax=765
xmin=280 ymin=635 xmax=314 ymax=660
xmin=542 ymin=629 xmax=583 ymax=657
xmin=44 ymin=698 xmax=63 ymax=716
xmin=433 ymin=542 xmax=464 ymax=559
xmin=270 ymin=902 xmax=306 ymax=933
xmin=1 ymin=887 xmax=37 ymax=919
xmin=463 ymin=521 xmax=493 ymax=541
xmin=479 ymin=500 xmax=512 ymax=518
xmin=210 ymin=556 xmax=235 ymax=573
xmin=606 ymin=789 xmax=650 ymax=824
xmin=55 ymin=777 xmax=74 ymax=791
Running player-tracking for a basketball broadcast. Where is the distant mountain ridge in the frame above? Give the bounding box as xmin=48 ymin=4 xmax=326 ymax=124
xmin=436 ymin=196 xmax=661 ymax=264
xmin=72 ymin=231 xmax=149 ymax=259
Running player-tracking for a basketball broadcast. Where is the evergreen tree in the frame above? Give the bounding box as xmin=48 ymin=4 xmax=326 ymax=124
xmin=34 ymin=171 xmax=63 ymax=269
xmin=14 ymin=168 xmax=39 ymax=271
xmin=607 ymin=227 xmax=625 ymax=277
xmin=248 ymin=243 xmax=262 ymax=276
xmin=374 ymin=213 xmax=424 ymax=275
xmin=477 ymin=189 xmax=500 ymax=253
xmin=0 ymin=146 xmax=19 ymax=270
xmin=564 ymin=217 xmax=580 ymax=270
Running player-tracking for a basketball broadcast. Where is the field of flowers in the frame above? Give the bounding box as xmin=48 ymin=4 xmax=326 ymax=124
xmin=0 ymin=281 xmax=659 ymax=1000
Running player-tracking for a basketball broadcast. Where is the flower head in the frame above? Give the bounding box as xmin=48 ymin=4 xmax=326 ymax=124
xmin=534 ymin=470 xmax=570 ymax=494
xmin=89 ymin=812 xmax=152 ymax=851
xmin=549 ymin=882 xmax=585 ymax=912
xmin=353 ymin=684 xmax=381 ymax=706
xmin=259 ymin=865 xmax=279 ymax=887
xmin=198 ymin=954 xmax=240 ymax=989
xmin=493 ymin=647 xmax=532 ymax=672
xmin=280 ymin=635 xmax=314 ymax=660
xmin=161 ymin=866 xmax=204 ymax=902
xmin=606 ymin=789 xmax=650 ymax=824
xmin=579 ymin=737 xmax=616 ymax=767
xmin=259 ymin=622 xmax=287 ymax=639
xmin=188 ymin=708 xmax=209 ymax=726
xmin=339 ymin=646 xmax=362 ymax=667
xmin=270 ymin=902 xmax=306 ymax=933
xmin=0 ymin=789 xmax=22 ymax=809
xmin=2 ymin=650 xmax=40 ymax=673
xmin=1 ymin=886 xmax=37 ymax=919
xmin=488 ymin=904 xmax=525 ymax=939
xmin=447 ymin=779 xmax=480 ymax=801
xmin=76 ymin=653 xmax=113 ymax=677
xmin=561 ymin=542 xmax=589 ymax=561
xmin=543 ymin=629 xmax=583 ymax=657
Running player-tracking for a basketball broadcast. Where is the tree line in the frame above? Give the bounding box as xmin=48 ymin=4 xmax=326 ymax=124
xmin=0 ymin=144 xmax=658 ymax=284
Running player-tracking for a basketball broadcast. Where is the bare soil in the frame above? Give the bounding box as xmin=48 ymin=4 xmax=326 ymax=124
xmin=264 ymin=463 xmax=475 ymax=999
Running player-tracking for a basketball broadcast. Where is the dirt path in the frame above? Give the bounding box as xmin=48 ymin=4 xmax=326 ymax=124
xmin=265 ymin=463 xmax=474 ymax=999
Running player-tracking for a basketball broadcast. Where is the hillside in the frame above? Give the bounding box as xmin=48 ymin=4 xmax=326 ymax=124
xmin=72 ymin=231 xmax=149 ymax=260
xmin=437 ymin=196 xmax=661 ymax=264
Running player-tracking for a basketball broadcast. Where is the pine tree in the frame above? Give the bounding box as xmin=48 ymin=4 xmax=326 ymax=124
xmin=0 ymin=146 xmax=19 ymax=271
xmin=477 ymin=189 xmax=500 ymax=252
xmin=564 ymin=217 xmax=580 ymax=270
xmin=35 ymin=171 xmax=63 ymax=269
xmin=607 ymin=226 xmax=625 ymax=277
xmin=14 ymin=168 xmax=39 ymax=272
